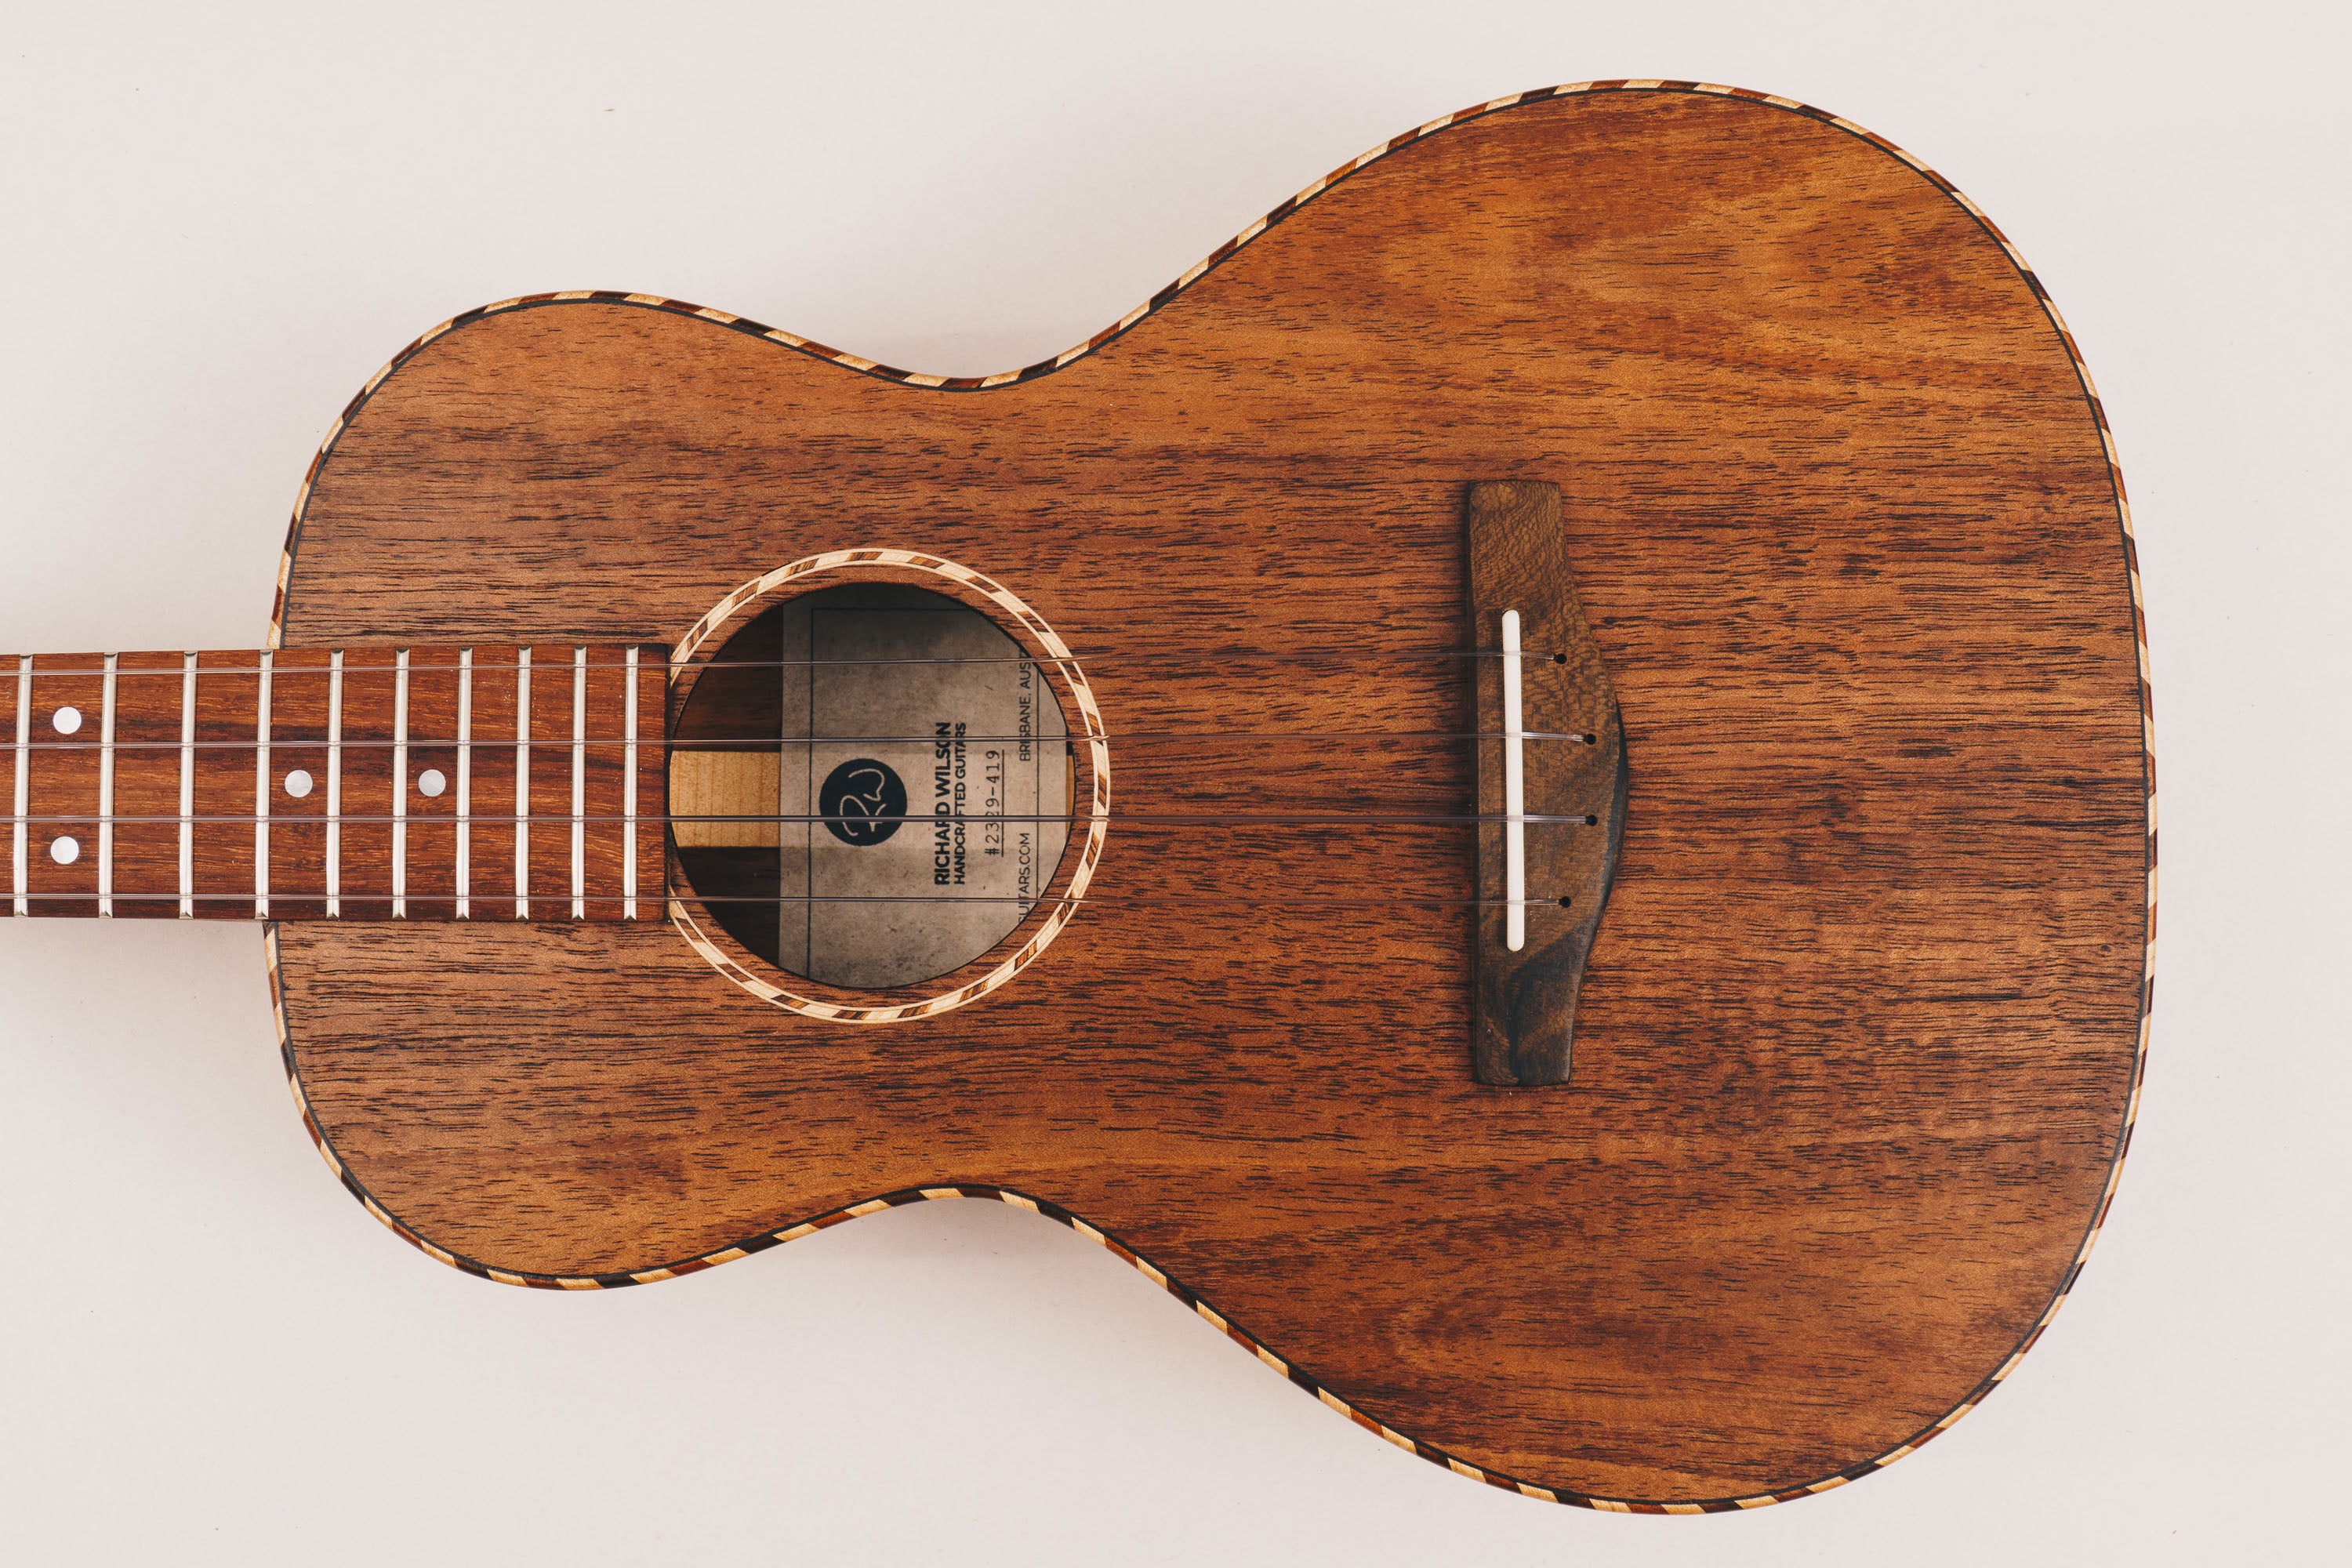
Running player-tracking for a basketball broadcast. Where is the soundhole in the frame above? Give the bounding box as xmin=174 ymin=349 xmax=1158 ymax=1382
xmin=670 ymin=583 xmax=1074 ymax=989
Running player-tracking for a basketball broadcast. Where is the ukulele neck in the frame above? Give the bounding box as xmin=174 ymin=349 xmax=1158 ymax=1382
xmin=2 ymin=645 xmax=667 ymax=921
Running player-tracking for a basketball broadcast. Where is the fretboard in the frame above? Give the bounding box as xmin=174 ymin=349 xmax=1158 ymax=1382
xmin=2 ymin=646 xmax=666 ymax=921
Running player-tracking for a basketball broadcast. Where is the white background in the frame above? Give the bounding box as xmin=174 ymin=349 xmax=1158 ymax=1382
xmin=2 ymin=4 xmax=2344 ymax=1563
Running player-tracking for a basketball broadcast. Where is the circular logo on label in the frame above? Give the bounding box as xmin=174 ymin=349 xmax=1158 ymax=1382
xmin=818 ymin=758 xmax=908 ymax=846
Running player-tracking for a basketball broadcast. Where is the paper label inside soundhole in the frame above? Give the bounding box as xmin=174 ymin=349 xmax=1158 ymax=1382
xmin=778 ymin=593 xmax=1071 ymax=989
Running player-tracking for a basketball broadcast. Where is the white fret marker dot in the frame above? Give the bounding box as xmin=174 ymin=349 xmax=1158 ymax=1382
xmin=283 ymin=769 xmax=314 ymax=799
xmin=417 ymin=768 xmax=448 ymax=798
xmin=51 ymin=706 xmax=82 ymax=735
xmin=49 ymin=836 xmax=80 ymax=865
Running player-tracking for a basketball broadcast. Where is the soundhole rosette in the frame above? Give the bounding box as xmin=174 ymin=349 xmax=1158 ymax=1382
xmin=665 ymin=550 xmax=1109 ymax=1023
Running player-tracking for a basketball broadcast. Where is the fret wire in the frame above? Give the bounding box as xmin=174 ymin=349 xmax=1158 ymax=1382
xmin=570 ymin=647 xmax=586 ymax=921
xmin=178 ymin=652 xmax=197 ymax=918
xmin=98 ymin=654 xmax=117 ymax=918
xmin=11 ymin=656 xmax=28 ymax=916
xmin=13 ymin=811 xmax=1595 ymax=825
xmin=6 ymin=651 xmax=1548 ymax=677
xmin=254 ymin=652 xmax=272 ymax=920
xmin=392 ymin=649 xmax=410 ymax=920
xmin=325 ymin=651 xmax=342 ymax=919
xmin=622 ymin=648 xmax=639 ymax=920
xmin=5 ymin=729 xmax=1591 ymax=750
xmin=4 ymin=890 xmax=1559 ymax=909
xmin=514 ymin=648 xmax=531 ymax=920
xmin=456 ymin=648 xmax=472 ymax=920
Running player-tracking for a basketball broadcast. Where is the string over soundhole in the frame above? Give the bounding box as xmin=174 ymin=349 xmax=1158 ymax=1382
xmin=664 ymin=556 xmax=1102 ymax=1017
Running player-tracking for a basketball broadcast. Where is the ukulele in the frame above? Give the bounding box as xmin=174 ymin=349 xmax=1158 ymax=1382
xmin=0 ymin=82 xmax=2152 ymax=1512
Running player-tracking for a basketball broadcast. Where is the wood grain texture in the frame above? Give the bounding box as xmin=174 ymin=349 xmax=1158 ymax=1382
xmin=263 ymin=86 xmax=2149 ymax=1507
xmin=1466 ymin=480 xmax=1628 ymax=1087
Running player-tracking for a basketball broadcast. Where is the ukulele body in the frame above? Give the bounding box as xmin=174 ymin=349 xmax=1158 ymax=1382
xmin=267 ymin=85 xmax=2149 ymax=1508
